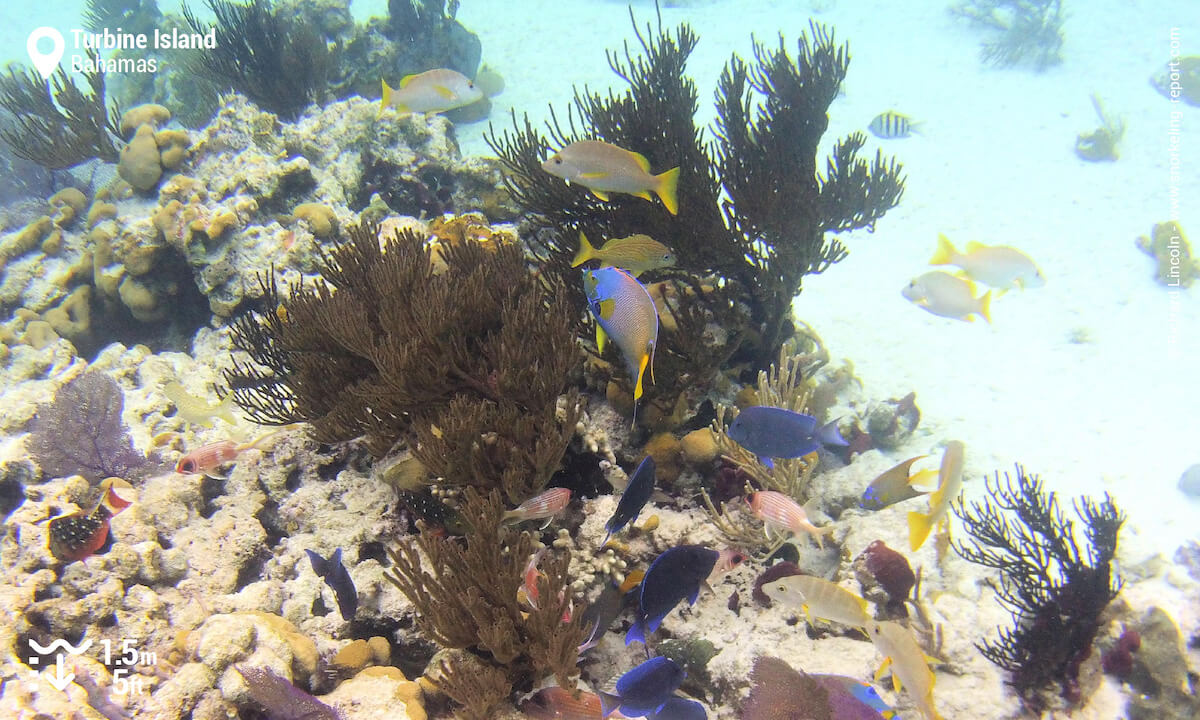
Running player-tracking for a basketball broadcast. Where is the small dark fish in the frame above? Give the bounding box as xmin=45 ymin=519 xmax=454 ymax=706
xmin=604 ymin=456 xmax=656 ymax=544
xmin=577 ymin=583 xmax=630 ymax=653
xmin=868 ymin=111 xmax=921 ymax=139
xmin=626 ymin=545 xmax=719 ymax=645
xmin=646 ymin=697 xmax=708 ymax=719
xmin=600 ymin=656 xmax=686 ymax=717
xmin=726 ymin=406 xmax=846 ymax=461
xmin=47 ymin=477 xmax=136 ymax=563
xmin=307 ymin=548 xmax=358 ymax=621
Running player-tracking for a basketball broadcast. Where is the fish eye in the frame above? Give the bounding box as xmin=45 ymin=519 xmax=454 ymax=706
xmin=553 ymin=156 xmax=563 ymax=164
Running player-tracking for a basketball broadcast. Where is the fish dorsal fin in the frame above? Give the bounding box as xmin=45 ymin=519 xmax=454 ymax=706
xmin=399 ymin=73 xmax=418 ymax=88
xmin=630 ymin=151 xmax=651 ymax=172
xmin=965 ymin=241 xmax=985 ymax=252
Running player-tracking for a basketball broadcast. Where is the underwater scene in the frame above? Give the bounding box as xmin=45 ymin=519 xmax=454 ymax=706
xmin=0 ymin=0 xmax=1196 ymax=717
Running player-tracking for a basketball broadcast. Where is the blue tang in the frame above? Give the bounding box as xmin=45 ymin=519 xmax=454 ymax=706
xmin=600 ymin=656 xmax=685 ymax=717
xmin=626 ymin=545 xmax=719 ymax=645
xmin=604 ymin=455 xmax=657 ymax=544
xmin=306 ymin=548 xmax=357 ymax=621
xmin=647 ymin=697 xmax=708 ymax=719
xmin=726 ymin=406 xmax=847 ymax=460
xmin=583 ymin=267 xmax=659 ymax=410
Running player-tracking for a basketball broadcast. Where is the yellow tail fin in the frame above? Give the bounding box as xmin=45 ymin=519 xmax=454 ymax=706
xmin=908 ymin=510 xmax=933 ymax=551
xmin=378 ymin=79 xmax=393 ymax=120
xmin=929 ymin=233 xmax=957 ymax=266
xmin=655 ymin=167 xmax=680 ymax=215
xmin=977 ymin=290 xmax=992 ymax=324
xmin=571 ymin=232 xmax=596 ymax=267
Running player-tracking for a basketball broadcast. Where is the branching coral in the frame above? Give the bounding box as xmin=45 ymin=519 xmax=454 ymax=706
xmin=951 ymin=0 xmax=1065 ymax=70
xmin=183 ymin=0 xmax=334 ymax=120
xmin=223 ymin=221 xmax=581 ymax=502
xmin=952 ymin=465 xmax=1124 ymax=710
xmin=384 ymin=488 xmax=584 ymax=718
xmin=0 ymin=50 xmax=121 ymax=169
xmin=487 ymin=14 xmax=903 ymax=404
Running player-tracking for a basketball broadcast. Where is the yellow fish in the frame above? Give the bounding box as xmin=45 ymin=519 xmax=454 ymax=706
xmin=869 ymin=621 xmax=943 ymax=720
xmin=930 ymin=234 xmax=1045 ymax=291
xmin=763 ymin=575 xmax=872 ymax=629
xmin=163 ymin=382 xmax=237 ymax=427
xmin=378 ymin=69 xmax=483 ymax=118
xmin=571 ymin=232 xmax=676 ymax=277
xmin=542 ymin=140 xmax=680 ymax=215
xmin=902 ymin=271 xmax=991 ymax=323
xmin=908 ymin=440 xmax=965 ymax=551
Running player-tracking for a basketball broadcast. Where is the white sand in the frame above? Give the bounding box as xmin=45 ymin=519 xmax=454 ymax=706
xmin=446 ymin=0 xmax=1198 ymax=555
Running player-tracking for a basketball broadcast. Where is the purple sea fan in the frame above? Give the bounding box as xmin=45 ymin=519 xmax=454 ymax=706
xmin=236 ymin=665 xmax=342 ymax=720
xmin=742 ymin=656 xmax=831 ymax=720
xmin=26 ymin=371 xmax=148 ymax=483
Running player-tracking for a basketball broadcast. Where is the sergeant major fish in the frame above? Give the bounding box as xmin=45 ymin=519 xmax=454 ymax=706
xmin=868 ymin=111 xmax=921 ymax=139
xmin=542 ymin=140 xmax=681 ymax=215
xmin=378 ymin=68 xmax=483 ymax=117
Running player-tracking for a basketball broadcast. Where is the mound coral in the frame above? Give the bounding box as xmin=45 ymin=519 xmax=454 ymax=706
xmin=488 ymin=15 xmax=904 ymax=408
xmin=952 ymin=465 xmax=1124 ymax=711
xmin=223 ymin=220 xmax=580 ymax=502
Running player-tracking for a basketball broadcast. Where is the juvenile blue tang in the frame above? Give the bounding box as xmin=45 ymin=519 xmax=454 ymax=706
xmin=646 ymin=697 xmax=708 ymax=719
xmin=583 ymin=268 xmax=659 ymax=413
xmin=626 ymin=545 xmax=720 ymax=645
xmin=306 ymin=548 xmax=357 ymax=621
xmin=726 ymin=406 xmax=847 ymax=460
xmin=600 ymin=656 xmax=686 ymax=717
xmin=604 ymin=456 xmax=657 ymax=545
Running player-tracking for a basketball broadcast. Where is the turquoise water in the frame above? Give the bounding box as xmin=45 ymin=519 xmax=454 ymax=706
xmin=0 ymin=1 xmax=1197 ymax=719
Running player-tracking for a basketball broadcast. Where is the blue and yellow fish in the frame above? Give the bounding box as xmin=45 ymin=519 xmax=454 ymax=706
xmin=582 ymin=267 xmax=659 ymax=412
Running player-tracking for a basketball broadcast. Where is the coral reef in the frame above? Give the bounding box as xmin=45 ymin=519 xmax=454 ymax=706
xmin=1136 ymin=221 xmax=1199 ymax=288
xmin=224 ymin=220 xmax=580 ymax=502
xmin=487 ymin=14 xmax=903 ymax=408
xmin=1074 ymin=94 xmax=1125 ymax=162
xmin=0 ymin=50 xmax=122 ymax=169
xmin=384 ymin=488 xmax=583 ymax=719
xmin=952 ymin=465 xmax=1125 ymax=711
xmin=951 ymin=0 xmax=1065 ymax=70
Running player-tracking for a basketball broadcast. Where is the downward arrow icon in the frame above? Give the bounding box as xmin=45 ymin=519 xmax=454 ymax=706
xmin=45 ymin=654 xmax=74 ymax=691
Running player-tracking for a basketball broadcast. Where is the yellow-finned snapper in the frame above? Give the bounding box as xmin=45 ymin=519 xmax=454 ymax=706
xmin=762 ymin=574 xmax=872 ymax=629
xmin=869 ymin=620 xmax=944 ymax=720
xmin=571 ymin=232 xmax=676 ymax=277
xmin=541 ymin=140 xmax=681 ymax=215
xmin=908 ymin=440 xmax=965 ymax=551
xmin=583 ymin=267 xmax=659 ymax=417
xmin=868 ymin=111 xmax=921 ymax=139
xmin=163 ymin=381 xmax=237 ymax=427
xmin=378 ymin=69 xmax=483 ymax=118
xmin=930 ymin=234 xmax=1045 ymax=291
xmin=902 ymin=271 xmax=991 ymax=323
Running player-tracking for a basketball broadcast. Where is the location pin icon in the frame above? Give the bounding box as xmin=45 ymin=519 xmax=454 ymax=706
xmin=27 ymin=27 xmax=65 ymax=81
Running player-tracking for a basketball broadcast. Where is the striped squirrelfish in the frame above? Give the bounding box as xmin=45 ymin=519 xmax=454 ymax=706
xmin=520 ymin=686 xmax=616 ymax=719
xmin=762 ymin=574 xmax=872 ymax=629
xmin=746 ymin=490 xmax=833 ymax=549
xmin=47 ymin=477 xmax=137 ymax=563
xmin=908 ymin=440 xmax=965 ymax=551
xmin=902 ymin=271 xmax=991 ymax=323
xmin=868 ymin=111 xmax=921 ymax=139
xmin=502 ymin=487 xmax=572 ymax=525
xmin=542 ymin=140 xmax=681 ymax=215
xmin=582 ymin=268 xmax=659 ymax=413
xmin=869 ymin=621 xmax=943 ymax=720
xmin=174 ymin=428 xmax=288 ymax=476
xmin=571 ymin=232 xmax=676 ymax=278
xmin=378 ymin=69 xmax=483 ymax=117
xmin=930 ymin=234 xmax=1045 ymax=291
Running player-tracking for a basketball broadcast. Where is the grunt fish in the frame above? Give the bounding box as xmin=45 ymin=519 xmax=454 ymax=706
xmin=902 ymin=271 xmax=991 ymax=323
xmin=930 ymin=234 xmax=1044 ymax=291
xmin=542 ymin=140 xmax=680 ymax=215
xmin=762 ymin=574 xmax=872 ymax=629
xmin=378 ymin=68 xmax=483 ymax=117
xmin=571 ymin=232 xmax=676 ymax=277
xmin=869 ymin=621 xmax=942 ymax=720
xmin=163 ymin=381 xmax=237 ymax=427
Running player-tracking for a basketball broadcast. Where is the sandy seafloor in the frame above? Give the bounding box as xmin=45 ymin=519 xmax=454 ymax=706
xmin=0 ymin=0 xmax=1197 ymax=718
